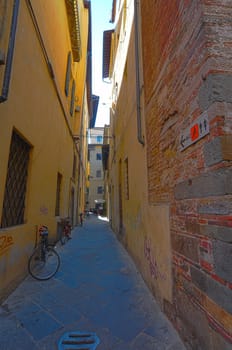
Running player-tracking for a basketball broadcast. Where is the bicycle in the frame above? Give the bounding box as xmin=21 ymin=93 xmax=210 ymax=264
xmin=79 ymin=212 xmax=83 ymax=226
xmin=28 ymin=225 xmax=60 ymax=280
xmin=59 ymin=218 xmax=72 ymax=245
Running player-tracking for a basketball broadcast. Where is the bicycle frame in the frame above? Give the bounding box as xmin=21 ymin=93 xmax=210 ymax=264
xmin=28 ymin=225 xmax=60 ymax=280
xmin=59 ymin=218 xmax=72 ymax=245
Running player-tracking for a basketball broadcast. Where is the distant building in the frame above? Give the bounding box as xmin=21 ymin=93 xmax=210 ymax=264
xmin=88 ymin=128 xmax=105 ymax=213
xmin=102 ymin=125 xmax=110 ymax=218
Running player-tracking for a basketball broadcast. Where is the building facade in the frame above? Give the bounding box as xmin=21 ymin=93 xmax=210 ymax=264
xmin=87 ymin=127 xmax=105 ymax=212
xmin=0 ymin=0 xmax=91 ymax=301
xmin=104 ymin=0 xmax=232 ymax=348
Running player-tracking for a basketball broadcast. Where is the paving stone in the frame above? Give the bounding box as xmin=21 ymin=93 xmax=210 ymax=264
xmin=0 ymin=216 xmax=185 ymax=349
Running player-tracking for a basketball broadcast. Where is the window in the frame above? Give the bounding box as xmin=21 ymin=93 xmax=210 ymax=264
xmin=96 ymin=135 xmax=103 ymax=143
xmin=1 ymin=131 xmax=31 ymax=228
xmin=97 ymin=186 xmax=103 ymax=194
xmin=96 ymin=170 xmax=101 ymax=178
xmin=65 ymin=51 xmax=72 ymax=96
xmin=96 ymin=153 xmax=102 ymax=160
xmin=55 ymin=173 xmax=62 ymax=216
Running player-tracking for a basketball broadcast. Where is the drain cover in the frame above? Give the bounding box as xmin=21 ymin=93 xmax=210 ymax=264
xmin=58 ymin=331 xmax=100 ymax=350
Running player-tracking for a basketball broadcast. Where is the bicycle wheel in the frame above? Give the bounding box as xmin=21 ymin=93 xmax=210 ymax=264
xmin=28 ymin=245 xmax=60 ymax=280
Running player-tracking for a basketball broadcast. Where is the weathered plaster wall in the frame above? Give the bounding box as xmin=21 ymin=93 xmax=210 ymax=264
xmin=109 ymin=20 xmax=173 ymax=308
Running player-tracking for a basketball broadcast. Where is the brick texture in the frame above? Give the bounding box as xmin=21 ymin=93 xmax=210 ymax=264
xmin=141 ymin=0 xmax=232 ymax=347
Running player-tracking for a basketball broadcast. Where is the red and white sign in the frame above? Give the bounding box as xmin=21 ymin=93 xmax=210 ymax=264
xmin=180 ymin=112 xmax=209 ymax=151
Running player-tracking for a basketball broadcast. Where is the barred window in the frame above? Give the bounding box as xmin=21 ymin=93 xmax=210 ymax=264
xmin=97 ymin=186 xmax=103 ymax=194
xmin=96 ymin=135 xmax=103 ymax=143
xmin=96 ymin=170 xmax=101 ymax=178
xmin=1 ymin=131 xmax=31 ymax=228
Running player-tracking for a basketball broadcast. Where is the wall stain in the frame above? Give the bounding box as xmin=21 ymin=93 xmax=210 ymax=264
xmin=144 ymin=236 xmax=167 ymax=281
xmin=40 ymin=205 xmax=48 ymax=215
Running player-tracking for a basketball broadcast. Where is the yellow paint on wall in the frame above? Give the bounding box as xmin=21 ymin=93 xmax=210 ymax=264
xmin=0 ymin=0 xmax=90 ymax=301
xmin=107 ymin=1 xmax=173 ymax=306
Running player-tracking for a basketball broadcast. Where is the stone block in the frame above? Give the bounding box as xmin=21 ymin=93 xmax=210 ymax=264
xmin=180 ymin=274 xmax=232 ymax=343
xmin=213 ymin=240 xmax=232 ymax=283
xmin=172 ymin=234 xmax=199 ymax=263
xmin=176 ymin=289 xmax=211 ymax=349
xmin=210 ymin=327 xmax=232 ymax=350
xmin=200 ymin=225 xmax=232 ymax=243
xmin=205 ymin=295 xmax=232 ymax=337
xmin=199 ymin=74 xmax=232 ymax=110
xmin=221 ymin=135 xmax=232 ymax=161
xmin=197 ymin=200 xmax=232 ymax=215
xmin=204 ymin=137 xmax=223 ymax=166
xmin=191 ymin=266 xmax=232 ymax=314
xmin=204 ymin=136 xmax=232 ymax=167
xmin=174 ymin=168 xmax=232 ymax=200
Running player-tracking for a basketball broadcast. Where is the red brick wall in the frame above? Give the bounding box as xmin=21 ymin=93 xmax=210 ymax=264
xmin=141 ymin=0 xmax=232 ymax=347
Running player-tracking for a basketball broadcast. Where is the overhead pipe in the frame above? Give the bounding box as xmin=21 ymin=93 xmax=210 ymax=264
xmin=134 ymin=0 xmax=145 ymax=146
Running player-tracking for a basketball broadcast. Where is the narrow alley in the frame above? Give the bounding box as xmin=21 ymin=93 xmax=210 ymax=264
xmin=0 ymin=215 xmax=185 ymax=350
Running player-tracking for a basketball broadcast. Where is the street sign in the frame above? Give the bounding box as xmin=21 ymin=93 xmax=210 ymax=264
xmin=180 ymin=112 xmax=209 ymax=151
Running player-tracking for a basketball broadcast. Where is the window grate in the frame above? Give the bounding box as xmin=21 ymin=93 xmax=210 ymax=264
xmin=1 ymin=131 xmax=30 ymax=228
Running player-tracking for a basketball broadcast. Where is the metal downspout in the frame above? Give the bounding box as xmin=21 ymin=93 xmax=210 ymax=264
xmin=76 ymin=108 xmax=84 ymax=226
xmin=0 ymin=0 xmax=20 ymax=103
xmin=134 ymin=0 xmax=144 ymax=146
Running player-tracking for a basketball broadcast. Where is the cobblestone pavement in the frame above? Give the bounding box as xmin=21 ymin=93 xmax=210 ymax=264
xmin=0 ymin=215 xmax=186 ymax=350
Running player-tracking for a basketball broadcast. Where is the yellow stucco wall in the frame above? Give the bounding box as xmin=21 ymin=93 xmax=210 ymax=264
xmin=0 ymin=0 xmax=89 ymax=301
xmin=109 ymin=3 xmax=173 ymax=305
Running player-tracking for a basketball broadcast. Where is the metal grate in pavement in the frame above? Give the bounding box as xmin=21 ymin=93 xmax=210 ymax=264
xmin=58 ymin=331 xmax=100 ymax=350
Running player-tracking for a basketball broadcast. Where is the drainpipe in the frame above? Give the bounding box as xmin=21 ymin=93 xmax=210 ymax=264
xmin=0 ymin=0 xmax=20 ymax=103
xmin=134 ymin=0 xmax=145 ymax=146
xmin=76 ymin=107 xmax=84 ymax=226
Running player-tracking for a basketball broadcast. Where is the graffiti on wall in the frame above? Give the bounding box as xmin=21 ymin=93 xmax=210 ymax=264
xmin=40 ymin=205 xmax=48 ymax=215
xmin=0 ymin=235 xmax=14 ymax=256
xmin=144 ymin=237 xmax=167 ymax=281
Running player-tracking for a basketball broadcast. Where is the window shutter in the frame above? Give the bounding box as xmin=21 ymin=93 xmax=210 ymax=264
xmin=65 ymin=51 xmax=72 ymax=96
